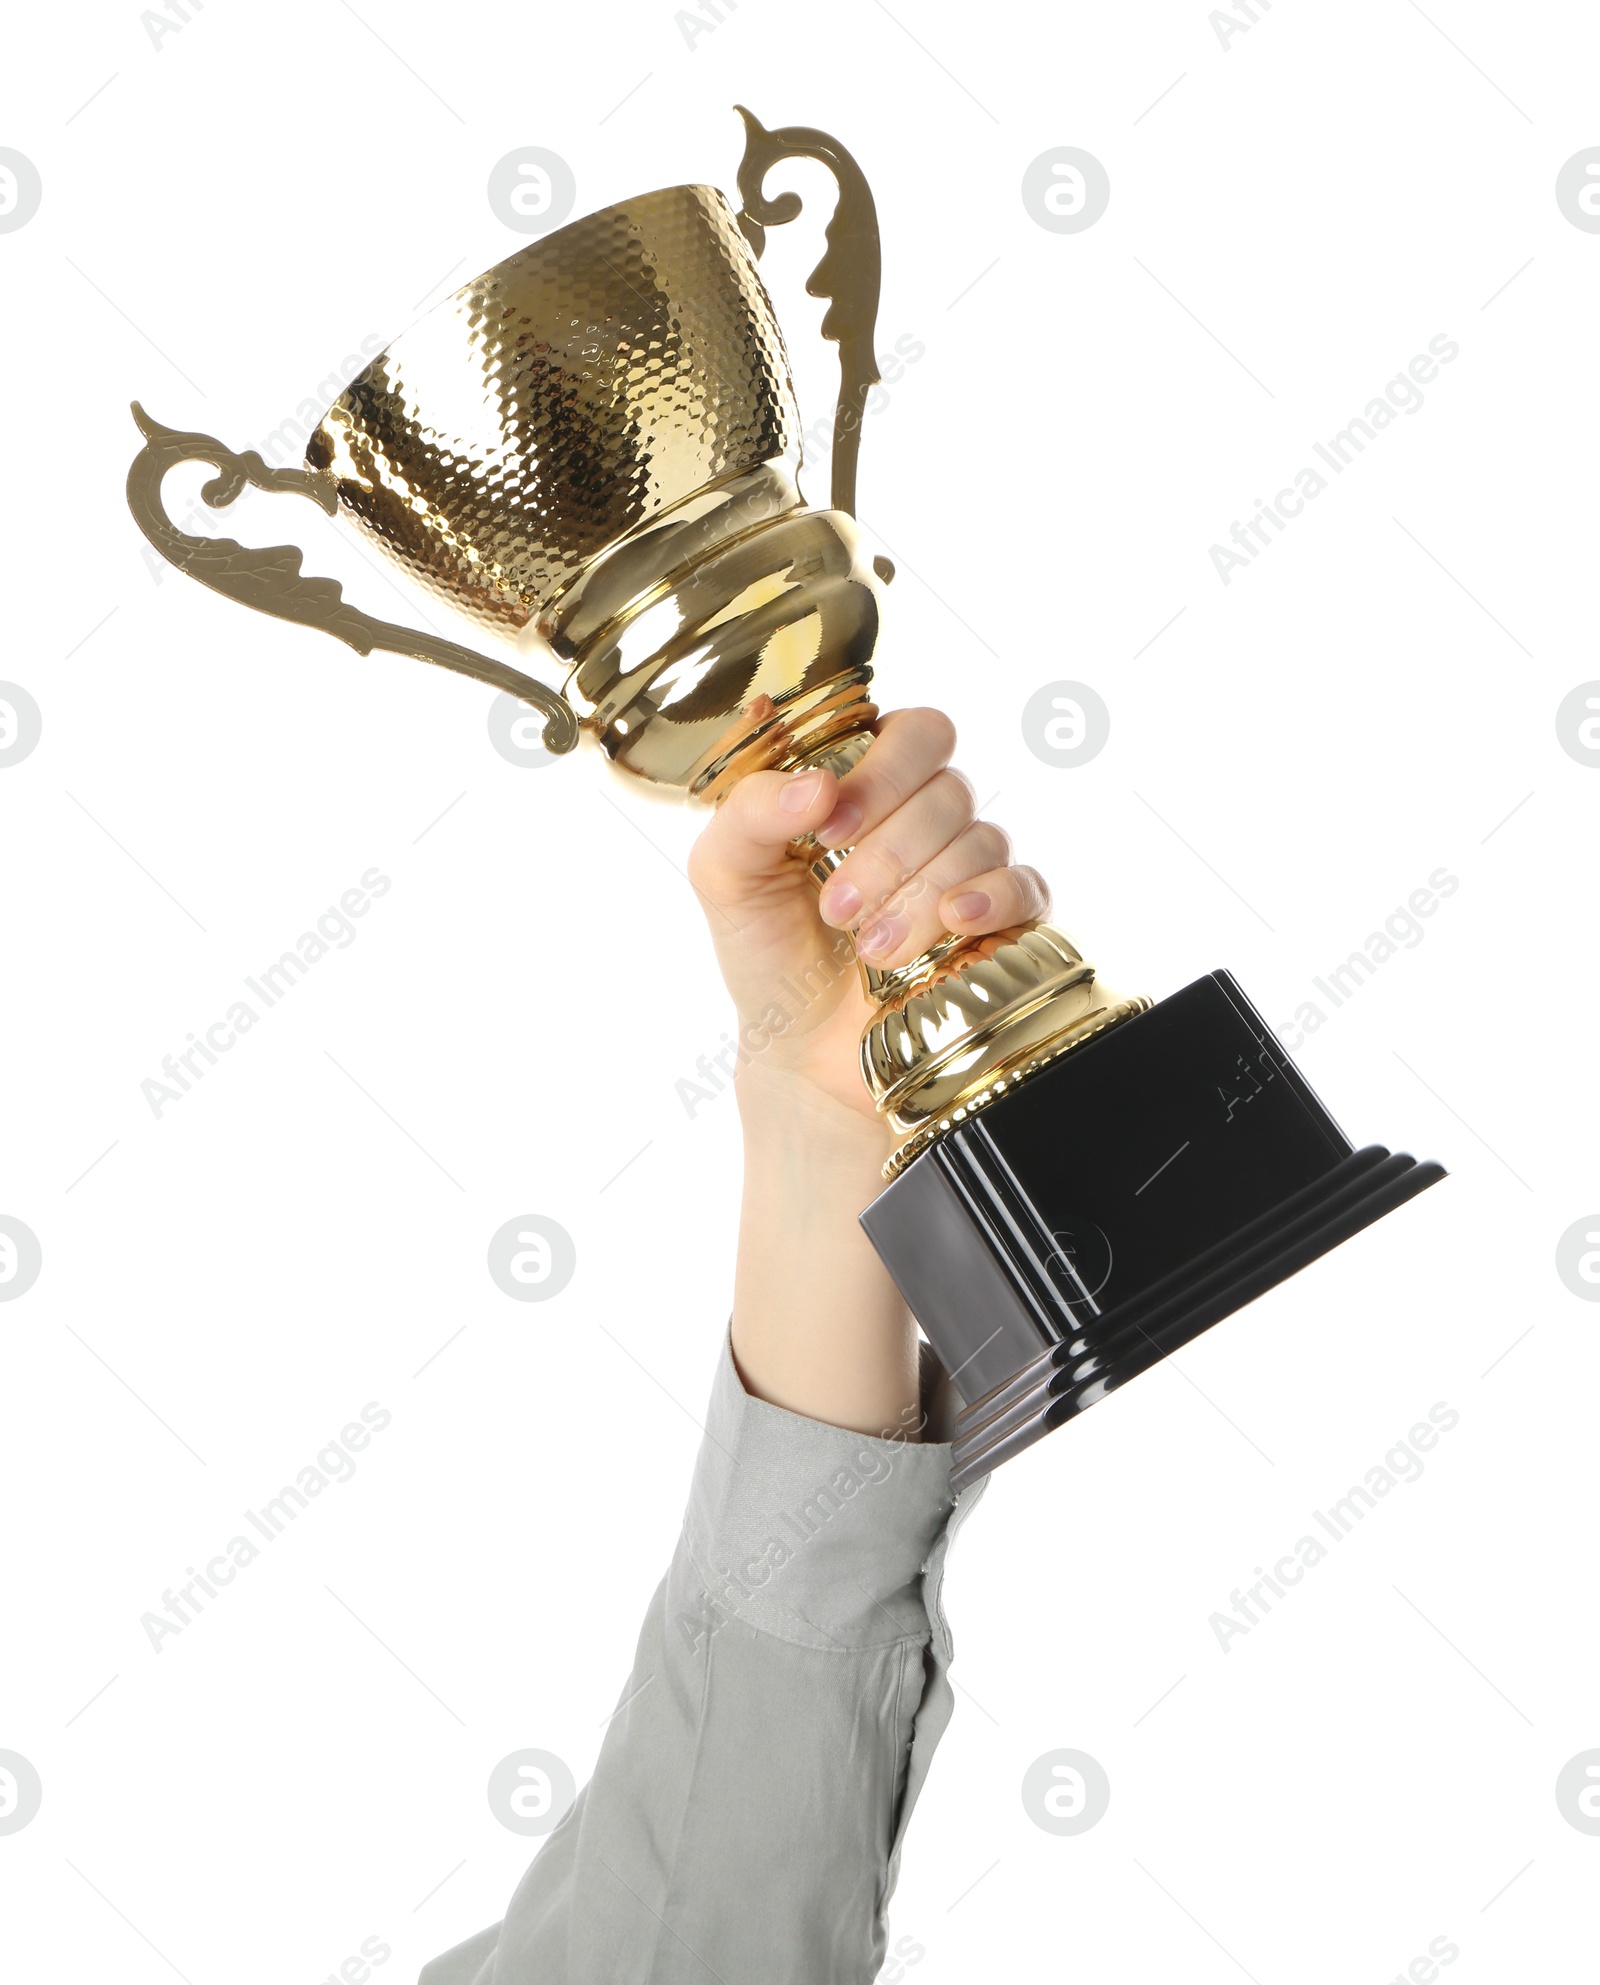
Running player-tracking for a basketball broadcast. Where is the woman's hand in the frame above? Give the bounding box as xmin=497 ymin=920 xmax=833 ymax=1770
xmin=687 ymin=707 xmax=1051 ymax=1435
xmin=685 ymin=706 xmax=1051 ymax=1134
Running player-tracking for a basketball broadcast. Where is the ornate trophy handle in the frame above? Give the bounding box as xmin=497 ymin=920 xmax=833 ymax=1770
xmin=732 ymin=105 xmax=885 ymax=529
xmin=124 ymin=404 xmax=580 ymax=755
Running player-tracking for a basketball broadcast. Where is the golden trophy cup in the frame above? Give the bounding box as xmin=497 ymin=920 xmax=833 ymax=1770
xmin=128 ymin=109 xmax=1442 ymax=1489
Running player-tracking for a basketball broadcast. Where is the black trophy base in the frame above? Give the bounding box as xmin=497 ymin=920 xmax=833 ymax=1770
xmin=859 ymin=971 xmax=1445 ymax=1494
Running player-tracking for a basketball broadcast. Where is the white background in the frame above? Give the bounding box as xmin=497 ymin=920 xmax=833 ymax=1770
xmin=2 ymin=1 xmax=1596 ymax=1979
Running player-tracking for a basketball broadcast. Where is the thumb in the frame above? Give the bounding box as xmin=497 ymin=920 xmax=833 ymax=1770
xmin=688 ymin=764 xmax=842 ymax=904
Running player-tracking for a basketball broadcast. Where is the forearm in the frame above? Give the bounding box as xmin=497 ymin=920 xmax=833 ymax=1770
xmin=731 ymin=1064 xmax=924 ymax=1440
xmin=423 ymin=1334 xmax=968 ymax=1985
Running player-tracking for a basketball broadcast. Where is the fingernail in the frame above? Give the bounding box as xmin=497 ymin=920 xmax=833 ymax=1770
xmin=949 ymin=891 xmax=991 ymax=922
xmin=816 ymin=801 xmax=862 ymax=846
xmin=779 ymin=770 xmax=824 ymax=814
xmin=857 ymin=914 xmax=908 ymax=958
xmin=821 ymin=878 xmax=862 ymax=923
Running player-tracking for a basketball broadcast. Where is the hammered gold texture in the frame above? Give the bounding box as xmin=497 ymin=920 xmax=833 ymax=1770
xmin=122 ymin=407 xmax=580 ymax=755
xmin=305 ymin=185 xmax=801 ymax=636
xmin=127 ymin=113 xmax=1156 ymax=1157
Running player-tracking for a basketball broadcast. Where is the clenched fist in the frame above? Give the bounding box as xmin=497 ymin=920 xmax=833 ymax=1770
xmin=687 ymin=707 xmax=1050 ymax=1129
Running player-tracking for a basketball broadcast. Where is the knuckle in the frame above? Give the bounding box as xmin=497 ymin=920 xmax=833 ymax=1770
xmin=974 ymin=819 xmax=1012 ymax=868
xmin=936 ymin=767 xmax=978 ymax=826
xmin=845 ymin=749 xmax=902 ymax=817
xmin=1021 ymin=864 xmax=1051 ymax=915
xmin=718 ymin=772 xmax=769 ymax=832
xmin=912 ymin=707 xmax=958 ymax=760
xmin=869 ymin=764 xmax=908 ymax=815
xmin=863 ymin=846 xmax=915 ymax=914
xmin=685 ymin=825 xmax=721 ymax=887
xmin=828 ymin=844 xmax=900 ymax=918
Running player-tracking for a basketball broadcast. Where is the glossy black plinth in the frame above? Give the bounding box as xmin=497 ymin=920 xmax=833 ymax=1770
xmin=859 ymin=970 xmax=1445 ymax=1493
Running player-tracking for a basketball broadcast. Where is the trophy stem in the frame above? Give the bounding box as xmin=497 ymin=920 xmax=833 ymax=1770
xmin=778 ymin=727 xmax=1149 ymax=1163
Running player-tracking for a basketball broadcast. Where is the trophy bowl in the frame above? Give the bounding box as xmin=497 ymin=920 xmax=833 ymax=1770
xmin=126 ymin=106 xmax=1444 ymax=1487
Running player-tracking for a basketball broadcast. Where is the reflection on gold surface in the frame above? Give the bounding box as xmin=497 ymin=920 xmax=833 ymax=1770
xmin=126 ymin=109 xmax=1146 ymax=1166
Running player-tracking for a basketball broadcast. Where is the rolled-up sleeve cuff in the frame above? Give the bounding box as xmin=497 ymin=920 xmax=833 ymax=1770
xmin=679 ymin=1329 xmax=964 ymax=1650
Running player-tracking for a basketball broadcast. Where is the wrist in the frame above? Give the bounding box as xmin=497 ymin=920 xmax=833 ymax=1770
xmin=736 ymin=1061 xmax=893 ymax=1178
xmin=730 ymin=1059 xmax=919 ymax=1439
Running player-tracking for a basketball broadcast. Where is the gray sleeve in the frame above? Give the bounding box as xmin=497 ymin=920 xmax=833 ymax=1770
xmin=420 ymin=1329 xmax=986 ymax=1985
